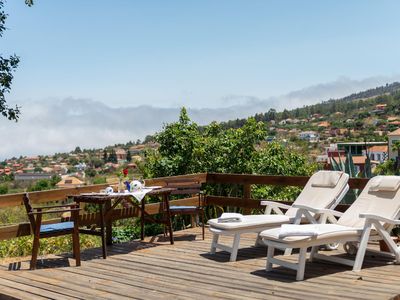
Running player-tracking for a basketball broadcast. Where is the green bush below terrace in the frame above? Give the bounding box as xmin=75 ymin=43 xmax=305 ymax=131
xmin=0 ymin=234 xmax=101 ymax=259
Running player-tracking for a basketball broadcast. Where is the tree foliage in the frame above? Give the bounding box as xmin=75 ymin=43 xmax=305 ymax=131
xmin=1 ymin=1 xmax=19 ymax=120
xmin=144 ymin=108 xmax=316 ymax=202
xmin=0 ymin=0 xmax=33 ymax=121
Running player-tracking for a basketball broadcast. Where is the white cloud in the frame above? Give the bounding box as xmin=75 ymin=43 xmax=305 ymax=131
xmin=1 ymin=76 xmax=399 ymax=159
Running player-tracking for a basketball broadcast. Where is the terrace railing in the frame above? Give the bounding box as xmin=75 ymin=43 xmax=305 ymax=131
xmin=0 ymin=173 xmax=368 ymax=241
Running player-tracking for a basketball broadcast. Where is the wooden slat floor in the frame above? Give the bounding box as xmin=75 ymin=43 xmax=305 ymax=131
xmin=0 ymin=227 xmax=399 ymax=300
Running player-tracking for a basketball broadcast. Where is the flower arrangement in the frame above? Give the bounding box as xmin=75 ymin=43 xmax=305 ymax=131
xmin=117 ymin=168 xmax=130 ymax=192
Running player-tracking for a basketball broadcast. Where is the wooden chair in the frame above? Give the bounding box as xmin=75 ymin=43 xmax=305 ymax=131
xmin=165 ymin=179 xmax=205 ymax=240
xmin=23 ymin=193 xmax=81 ymax=270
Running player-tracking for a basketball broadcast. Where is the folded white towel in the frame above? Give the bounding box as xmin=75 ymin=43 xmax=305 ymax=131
xmin=278 ymin=224 xmax=319 ymax=238
xmin=218 ymin=213 xmax=243 ymax=223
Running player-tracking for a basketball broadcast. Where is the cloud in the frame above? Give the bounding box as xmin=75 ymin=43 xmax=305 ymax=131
xmin=224 ymin=75 xmax=400 ymax=111
xmin=1 ymin=75 xmax=399 ymax=159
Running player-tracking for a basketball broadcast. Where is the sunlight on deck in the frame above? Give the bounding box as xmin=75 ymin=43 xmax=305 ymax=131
xmin=0 ymin=228 xmax=399 ymax=300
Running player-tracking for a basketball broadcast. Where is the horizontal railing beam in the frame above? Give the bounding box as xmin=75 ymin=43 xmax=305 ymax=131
xmin=0 ymin=183 xmax=112 ymax=208
xmin=206 ymin=195 xmax=350 ymax=212
xmin=206 ymin=173 xmax=369 ymax=189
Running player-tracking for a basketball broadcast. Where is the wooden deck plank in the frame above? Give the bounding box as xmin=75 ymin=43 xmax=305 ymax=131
xmin=0 ymin=228 xmax=400 ymax=300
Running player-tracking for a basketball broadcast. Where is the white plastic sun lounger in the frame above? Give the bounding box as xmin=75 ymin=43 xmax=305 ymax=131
xmin=207 ymin=171 xmax=350 ymax=261
xmin=260 ymin=175 xmax=400 ymax=281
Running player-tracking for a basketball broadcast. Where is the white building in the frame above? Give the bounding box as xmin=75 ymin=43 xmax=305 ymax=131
xmin=298 ymin=131 xmax=319 ymax=143
xmin=388 ymin=128 xmax=400 ymax=160
xmin=362 ymin=145 xmax=388 ymax=163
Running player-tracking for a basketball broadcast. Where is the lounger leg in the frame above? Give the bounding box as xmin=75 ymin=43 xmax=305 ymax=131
xmin=353 ymin=221 xmax=372 ymax=272
xmin=374 ymin=221 xmax=400 ymax=263
xmin=296 ymin=247 xmax=307 ymax=281
xmin=309 ymin=246 xmax=318 ymax=262
xmin=255 ymin=233 xmax=262 ymax=246
xmin=210 ymin=233 xmax=219 ymax=254
xmin=230 ymin=234 xmax=241 ymax=262
xmin=284 ymin=248 xmax=293 ymax=256
xmin=266 ymin=246 xmax=274 ymax=271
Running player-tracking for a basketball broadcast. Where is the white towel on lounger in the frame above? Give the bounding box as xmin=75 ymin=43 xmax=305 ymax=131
xmin=218 ymin=213 xmax=243 ymax=223
xmin=278 ymin=224 xmax=318 ymax=238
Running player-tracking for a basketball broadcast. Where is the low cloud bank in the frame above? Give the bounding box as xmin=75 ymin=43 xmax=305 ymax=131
xmin=1 ymin=76 xmax=399 ymax=159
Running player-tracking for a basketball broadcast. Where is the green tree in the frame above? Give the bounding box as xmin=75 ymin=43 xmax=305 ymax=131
xmin=0 ymin=0 xmax=32 ymax=121
xmin=0 ymin=184 xmax=8 ymax=194
xmin=103 ymin=149 xmax=108 ymax=163
xmin=74 ymin=146 xmax=82 ymax=154
xmin=85 ymin=168 xmax=97 ymax=177
xmin=146 ymin=107 xmax=200 ymax=177
xmin=34 ymin=166 xmax=43 ymax=172
xmin=126 ymin=150 xmax=132 ymax=162
xmin=108 ymin=149 xmax=118 ymax=163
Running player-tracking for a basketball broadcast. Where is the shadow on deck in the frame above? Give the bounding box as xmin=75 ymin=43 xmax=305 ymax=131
xmin=0 ymin=228 xmax=399 ymax=299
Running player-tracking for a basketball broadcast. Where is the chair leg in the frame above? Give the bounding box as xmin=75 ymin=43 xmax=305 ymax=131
xmin=296 ymin=247 xmax=307 ymax=281
xmin=266 ymin=245 xmax=274 ymax=271
xmin=210 ymin=233 xmax=219 ymax=254
xmin=72 ymin=229 xmax=81 ymax=267
xmin=200 ymin=212 xmax=205 ymax=240
xmin=230 ymin=234 xmax=241 ymax=262
xmin=99 ymin=204 xmax=107 ymax=259
xmin=30 ymin=235 xmax=40 ymax=270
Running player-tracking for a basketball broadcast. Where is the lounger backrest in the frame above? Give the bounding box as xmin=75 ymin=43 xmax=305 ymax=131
xmin=337 ymin=176 xmax=400 ymax=228
xmin=285 ymin=171 xmax=349 ymax=218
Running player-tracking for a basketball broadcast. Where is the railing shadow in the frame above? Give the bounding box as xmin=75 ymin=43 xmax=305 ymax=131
xmin=200 ymin=245 xmax=269 ymax=262
xmin=4 ymin=232 xmax=199 ymax=271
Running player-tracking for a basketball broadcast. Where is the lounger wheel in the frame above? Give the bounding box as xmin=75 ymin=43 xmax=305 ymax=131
xmin=323 ymin=242 xmax=339 ymax=250
xmin=343 ymin=242 xmax=358 ymax=255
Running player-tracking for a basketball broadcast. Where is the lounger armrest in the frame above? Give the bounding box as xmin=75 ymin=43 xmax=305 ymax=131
xmin=359 ymin=213 xmax=400 ymax=225
xmin=292 ymin=204 xmax=343 ymax=217
xmin=260 ymin=200 xmax=291 ymax=210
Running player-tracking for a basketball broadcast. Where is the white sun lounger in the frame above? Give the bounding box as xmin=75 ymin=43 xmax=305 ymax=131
xmin=260 ymin=175 xmax=400 ymax=280
xmin=207 ymin=171 xmax=350 ymax=261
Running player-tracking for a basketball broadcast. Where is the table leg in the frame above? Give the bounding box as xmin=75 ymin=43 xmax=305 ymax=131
xmin=105 ymin=201 xmax=113 ymax=246
xmin=99 ymin=204 xmax=107 ymax=259
xmin=141 ymin=198 xmax=145 ymax=240
xmin=163 ymin=194 xmax=174 ymax=245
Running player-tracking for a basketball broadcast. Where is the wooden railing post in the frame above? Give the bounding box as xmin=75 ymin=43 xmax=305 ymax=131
xmin=242 ymin=184 xmax=252 ymax=214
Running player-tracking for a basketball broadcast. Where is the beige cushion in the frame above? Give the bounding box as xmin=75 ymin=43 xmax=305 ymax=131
xmin=338 ymin=175 xmax=400 ymax=228
xmin=208 ymin=214 xmax=291 ymax=230
xmin=369 ymin=176 xmax=400 ymax=192
xmin=285 ymin=171 xmax=349 ymax=218
xmin=260 ymin=224 xmax=363 ymax=247
xmin=310 ymin=171 xmax=343 ymax=188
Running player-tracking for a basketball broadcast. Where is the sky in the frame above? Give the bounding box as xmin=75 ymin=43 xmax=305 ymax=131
xmin=1 ymin=0 xmax=400 ymax=158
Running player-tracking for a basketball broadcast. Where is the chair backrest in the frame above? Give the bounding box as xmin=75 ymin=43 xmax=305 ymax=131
xmin=285 ymin=171 xmax=350 ymax=218
xmin=165 ymin=178 xmax=202 ymax=196
xmin=22 ymin=193 xmax=36 ymax=231
xmin=337 ymin=176 xmax=400 ymax=228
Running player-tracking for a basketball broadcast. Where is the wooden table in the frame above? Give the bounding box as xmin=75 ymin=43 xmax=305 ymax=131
xmin=72 ymin=187 xmax=176 ymax=258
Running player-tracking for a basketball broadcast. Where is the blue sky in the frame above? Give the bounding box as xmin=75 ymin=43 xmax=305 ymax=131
xmin=2 ymin=0 xmax=400 ymax=159
xmin=3 ymin=0 xmax=400 ymax=109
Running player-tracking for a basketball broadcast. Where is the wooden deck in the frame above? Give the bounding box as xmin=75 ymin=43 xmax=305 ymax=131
xmin=0 ymin=228 xmax=399 ymax=300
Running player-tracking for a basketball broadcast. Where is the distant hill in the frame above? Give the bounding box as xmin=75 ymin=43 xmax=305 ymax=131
xmin=218 ymin=82 xmax=400 ymax=129
xmin=340 ymin=82 xmax=400 ymax=102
